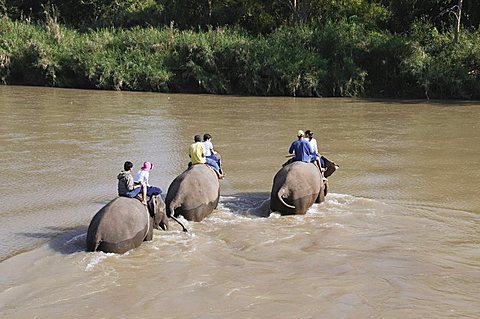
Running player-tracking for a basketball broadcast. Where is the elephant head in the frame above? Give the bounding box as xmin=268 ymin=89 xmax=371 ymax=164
xmin=148 ymin=195 xmax=168 ymax=231
xmin=321 ymin=156 xmax=339 ymax=178
xmin=148 ymin=195 xmax=188 ymax=232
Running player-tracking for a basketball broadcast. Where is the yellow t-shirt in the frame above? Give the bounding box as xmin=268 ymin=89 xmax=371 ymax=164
xmin=189 ymin=142 xmax=206 ymax=164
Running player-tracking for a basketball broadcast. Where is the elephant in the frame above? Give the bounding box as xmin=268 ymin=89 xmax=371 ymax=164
xmin=270 ymin=157 xmax=338 ymax=215
xmin=86 ymin=195 xmax=186 ymax=254
xmin=165 ymin=164 xmax=220 ymax=222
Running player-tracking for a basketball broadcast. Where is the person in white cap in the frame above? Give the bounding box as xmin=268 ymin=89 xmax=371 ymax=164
xmin=288 ymin=130 xmax=316 ymax=164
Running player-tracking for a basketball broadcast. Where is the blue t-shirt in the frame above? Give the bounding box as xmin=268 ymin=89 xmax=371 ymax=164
xmin=289 ymin=139 xmax=314 ymax=162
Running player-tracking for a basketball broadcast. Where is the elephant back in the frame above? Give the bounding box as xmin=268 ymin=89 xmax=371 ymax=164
xmin=274 ymin=162 xmax=321 ymax=189
xmin=86 ymin=197 xmax=150 ymax=253
xmin=165 ymin=164 xmax=220 ymax=221
xmin=270 ymin=161 xmax=322 ymax=215
xmin=287 ymin=162 xmax=321 ymax=189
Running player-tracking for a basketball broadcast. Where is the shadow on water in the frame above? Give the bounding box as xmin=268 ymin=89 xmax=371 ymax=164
xmin=19 ymin=225 xmax=88 ymax=255
xmin=362 ymin=98 xmax=477 ymax=107
xmin=221 ymin=192 xmax=271 ymax=218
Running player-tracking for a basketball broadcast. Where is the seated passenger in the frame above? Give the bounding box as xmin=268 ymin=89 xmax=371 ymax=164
xmin=304 ymin=130 xmax=325 ymax=171
xmin=134 ymin=161 xmax=162 ymax=197
xmin=117 ymin=161 xmax=147 ymax=205
xmin=286 ymin=130 xmax=316 ymax=165
xmin=189 ymin=134 xmax=224 ymax=179
xmin=203 ymin=133 xmax=224 ymax=175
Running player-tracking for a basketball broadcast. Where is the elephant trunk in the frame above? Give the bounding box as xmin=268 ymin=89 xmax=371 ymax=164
xmin=278 ymin=187 xmax=295 ymax=209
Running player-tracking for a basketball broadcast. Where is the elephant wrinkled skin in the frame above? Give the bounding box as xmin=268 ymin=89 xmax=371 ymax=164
xmin=270 ymin=161 xmax=324 ymax=215
xmin=270 ymin=157 xmax=338 ymax=215
xmin=166 ymin=164 xmax=220 ymax=222
xmin=86 ymin=195 xmax=168 ymax=254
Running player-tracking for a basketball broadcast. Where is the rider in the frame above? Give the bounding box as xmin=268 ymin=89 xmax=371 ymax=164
xmin=203 ymin=133 xmax=224 ymax=176
xmin=189 ymin=135 xmax=224 ymax=179
xmin=304 ymin=130 xmax=325 ymax=171
xmin=287 ymin=130 xmax=316 ymax=164
xmin=134 ymin=161 xmax=162 ymax=197
xmin=117 ymin=161 xmax=147 ymax=205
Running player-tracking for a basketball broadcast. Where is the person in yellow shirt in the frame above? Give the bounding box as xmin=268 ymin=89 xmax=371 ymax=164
xmin=189 ymin=135 xmax=206 ymax=164
xmin=189 ymin=134 xmax=223 ymax=178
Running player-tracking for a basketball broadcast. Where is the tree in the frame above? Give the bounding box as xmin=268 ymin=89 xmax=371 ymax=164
xmin=283 ymin=0 xmax=312 ymax=25
xmin=454 ymin=0 xmax=463 ymax=43
xmin=438 ymin=0 xmax=464 ymax=43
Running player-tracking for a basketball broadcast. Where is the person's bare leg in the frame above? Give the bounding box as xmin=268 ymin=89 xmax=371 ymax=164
xmin=141 ymin=182 xmax=147 ymax=205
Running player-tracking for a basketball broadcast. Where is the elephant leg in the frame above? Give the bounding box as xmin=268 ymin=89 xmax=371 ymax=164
xmin=316 ymin=181 xmax=328 ymax=203
xmin=97 ymin=231 xmax=144 ymax=254
xmin=144 ymin=217 xmax=154 ymax=241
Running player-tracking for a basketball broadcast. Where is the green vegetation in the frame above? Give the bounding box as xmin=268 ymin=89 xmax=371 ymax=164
xmin=1 ymin=1 xmax=479 ymax=99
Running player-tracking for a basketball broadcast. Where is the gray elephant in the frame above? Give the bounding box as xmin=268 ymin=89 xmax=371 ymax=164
xmin=270 ymin=157 xmax=337 ymax=215
xmin=86 ymin=195 xmax=186 ymax=254
xmin=165 ymin=164 xmax=220 ymax=222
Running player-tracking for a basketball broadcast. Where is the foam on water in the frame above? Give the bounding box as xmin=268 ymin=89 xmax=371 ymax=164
xmin=84 ymin=253 xmax=110 ymax=272
xmin=47 ymin=191 xmax=441 ymax=271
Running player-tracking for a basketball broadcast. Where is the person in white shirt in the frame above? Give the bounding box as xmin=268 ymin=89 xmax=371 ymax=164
xmin=203 ymin=133 xmax=224 ymax=176
xmin=134 ymin=161 xmax=162 ymax=197
xmin=305 ymin=130 xmax=325 ymax=172
xmin=135 ymin=162 xmax=151 ymax=186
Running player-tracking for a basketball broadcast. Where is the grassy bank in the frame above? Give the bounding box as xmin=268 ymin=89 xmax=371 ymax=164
xmin=1 ymin=17 xmax=479 ymax=99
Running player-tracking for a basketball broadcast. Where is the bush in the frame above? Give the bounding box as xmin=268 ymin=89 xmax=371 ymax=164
xmin=310 ymin=21 xmax=369 ymax=97
xmin=0 ymin=17 xmax=479 ymax=99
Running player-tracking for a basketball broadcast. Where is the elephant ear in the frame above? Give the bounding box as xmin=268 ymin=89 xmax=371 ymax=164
xmin=322 ymin=156 xmax=338 ymax=178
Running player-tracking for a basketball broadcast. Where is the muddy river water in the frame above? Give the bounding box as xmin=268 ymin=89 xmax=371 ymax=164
xmin=0 ymin=86 xmax=479 ymax=318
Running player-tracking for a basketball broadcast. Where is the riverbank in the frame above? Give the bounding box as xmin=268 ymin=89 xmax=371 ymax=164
xmin=1 ymin=17 xmax=479 ymax=99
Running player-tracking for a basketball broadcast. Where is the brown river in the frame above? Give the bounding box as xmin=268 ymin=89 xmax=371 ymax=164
xmin=0 ymin=85 xmax=479 ymax=318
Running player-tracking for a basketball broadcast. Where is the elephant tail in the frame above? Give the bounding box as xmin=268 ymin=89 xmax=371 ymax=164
xmin=86 ymin=235 xmax=101 ymax=252
xmin=278 ymin=187 xmax=295 ymax=209
xmin=171 ymin=215 xmax=188 ymax=232
xmin=169 ymin=200 xmax=188 ymax=232
xmin=86 ymin=225 xmax=101 ymax=252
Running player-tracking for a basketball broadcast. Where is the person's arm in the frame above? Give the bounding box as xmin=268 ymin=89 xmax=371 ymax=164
xmin=210 ymin=141 xmax=217 ymax=155
xmin=288 ymin=142 xmax=294 ymax=154
xmin=145 ymin=172 xmax=150 ymax=187
xmin=308 ymin=142 xmax=315 ymax=155
xmin=312 ymin=140 xmax=319 ymax=155
xmin=126 ymin=174 xmax=139 ymax=191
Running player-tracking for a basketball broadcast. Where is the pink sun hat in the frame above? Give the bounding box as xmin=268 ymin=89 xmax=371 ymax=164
xmin=141 ymin=161 xmax=154 ymax=171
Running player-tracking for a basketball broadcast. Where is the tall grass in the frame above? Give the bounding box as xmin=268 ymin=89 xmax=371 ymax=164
xmin=0 ymin=17 xmax=479 ymax=99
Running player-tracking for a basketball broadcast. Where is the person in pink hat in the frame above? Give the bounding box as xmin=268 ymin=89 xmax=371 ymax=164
xmin=134 ymin=162 xmax=162 ymax=199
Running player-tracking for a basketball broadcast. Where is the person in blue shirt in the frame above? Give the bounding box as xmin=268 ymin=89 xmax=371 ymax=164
xmin=288 ymin=130 xmax=316 ymax=163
